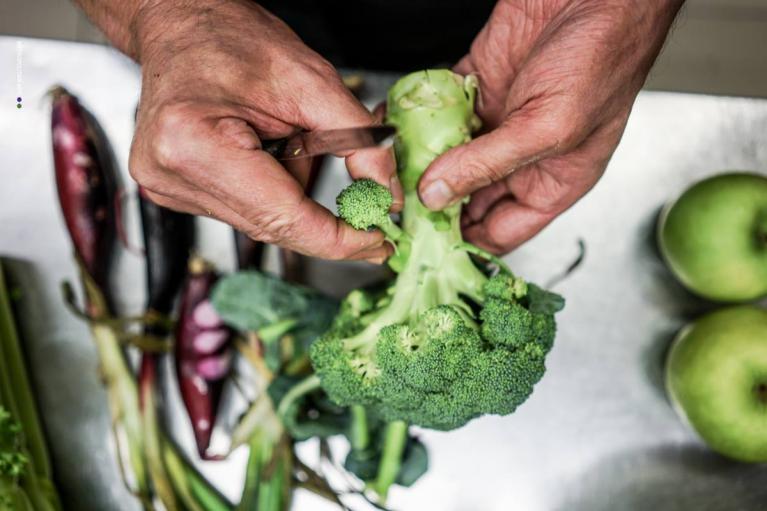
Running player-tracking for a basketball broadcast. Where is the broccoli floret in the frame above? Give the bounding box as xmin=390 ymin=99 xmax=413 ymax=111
xmin=337 ymin=179 xmax=403 ymax=241
xmin=483 ymin=273 xmax=528 ymax=301
xmin=311 ymin=70 xmax=564 ymax=435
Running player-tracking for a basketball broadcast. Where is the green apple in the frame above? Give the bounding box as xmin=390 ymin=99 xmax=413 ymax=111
xmin=658 ymin=172 xmax=767 ymax=302
xmin=666 ymin=306 xmax=767 ymax=462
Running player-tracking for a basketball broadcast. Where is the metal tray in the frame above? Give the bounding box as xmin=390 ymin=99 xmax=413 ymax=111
xmin=1 ymin=37 xmax=766 ymax=511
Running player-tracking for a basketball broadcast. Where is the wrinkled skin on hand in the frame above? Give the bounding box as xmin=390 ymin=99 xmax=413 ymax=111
xmin=129 ymin=0 xmax=400 ymax=262
xmin=418 ymin=0 xmax=684 ymax=253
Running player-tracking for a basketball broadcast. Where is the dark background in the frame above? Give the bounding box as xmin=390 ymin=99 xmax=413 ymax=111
xmin=258 ymin=0 xmax=497 ymax=70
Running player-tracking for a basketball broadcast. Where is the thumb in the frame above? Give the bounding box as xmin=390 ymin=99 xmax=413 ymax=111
xmin=300 ymin=72 xmax=401 ymax=206
xmin=418 ymin=103 xmax=584 ymax=210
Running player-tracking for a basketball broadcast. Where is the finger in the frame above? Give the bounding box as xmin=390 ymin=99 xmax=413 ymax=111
xmin=213 ymin=117 xmax=262 ymax=150
xmin=299 ymin=70 xmax=376 ymax=131
xmin=141 ymin=188 xmax=208 ymax=217
xmin=282 ymin=157 xmax=314 ymax=188
xmin=453 ymin=54 xmax=474 ymax=77
xmin=142 ymin=104 xmax=386 ymax=259
xmin=356 ymin=244 xmax=394 ymax=264
xmin=293 ymin=68 xmax=403 ymax=208
xmin=188 ymin=121 xmax=386 ymax=259
xmin=418 ymin=100 xmax=586 ymax=210
xmin=344 ymin=145 xmax=402 ymax=211
xmin=372 ymin=102 xmax=387 ymax=124
xmin=465 ymin=181 xmax=509 ymax=224
xmin=143 ymin=183 xmax=259 ymax=234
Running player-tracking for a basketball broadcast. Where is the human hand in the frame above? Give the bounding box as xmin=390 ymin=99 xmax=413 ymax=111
xmin=128 ymin=0 xmax=400 ymax=262
xmin=418 ymin=0 xmax=683 ymax=253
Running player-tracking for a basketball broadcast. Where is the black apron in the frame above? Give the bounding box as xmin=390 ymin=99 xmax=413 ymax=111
xmin=258 ymin=0 xmax=497 ymax=70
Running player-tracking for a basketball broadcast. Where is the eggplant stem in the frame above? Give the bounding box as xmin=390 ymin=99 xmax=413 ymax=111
xmin=236 ymin=337 xmax=273 ymax=382
xmin=62 ymin=280 xmax=174 ymax=331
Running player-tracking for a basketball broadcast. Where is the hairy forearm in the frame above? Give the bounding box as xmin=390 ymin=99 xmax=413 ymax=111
xmin=72 ymin=0 xmax=147 ymax=58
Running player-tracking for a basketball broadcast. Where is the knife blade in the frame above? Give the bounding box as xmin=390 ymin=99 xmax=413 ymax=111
xmin=261 ymin=125 xmax=396 ymax=160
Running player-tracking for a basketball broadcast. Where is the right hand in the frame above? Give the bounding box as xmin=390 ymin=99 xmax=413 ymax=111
xmin=129 ymin=0 xmax=400 ymax=262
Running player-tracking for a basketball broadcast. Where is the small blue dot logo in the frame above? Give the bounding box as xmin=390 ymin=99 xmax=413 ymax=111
xmin=16 ymin=97 xmax=22 ymax=109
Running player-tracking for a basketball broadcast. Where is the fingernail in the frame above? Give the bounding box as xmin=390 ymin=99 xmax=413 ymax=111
xmin=365 ymin=255 xmax=387 ymax=265
xmin=420 ymin=179 xmax=454 ymax=209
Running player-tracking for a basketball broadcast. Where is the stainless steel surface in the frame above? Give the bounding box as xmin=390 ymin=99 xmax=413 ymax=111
xmin=1 ymin=37 xmax=766 ymax=511
xmin=267 ymin=125 xmax=396 ymax=160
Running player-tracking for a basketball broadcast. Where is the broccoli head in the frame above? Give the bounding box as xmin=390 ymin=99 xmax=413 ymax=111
xmin=310 ymin=70 xmax=564 ymax=431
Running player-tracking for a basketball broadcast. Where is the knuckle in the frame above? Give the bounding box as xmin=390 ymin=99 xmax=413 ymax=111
xmin=127 ymin=158 xmax=160 ymax=191
xmin=151 ymin=103 xmax=196 ymax=169
xmin=244 ymin=210 xmax=298 ymax=246
xmin=306 ymin=57 xmax=340 ymax=83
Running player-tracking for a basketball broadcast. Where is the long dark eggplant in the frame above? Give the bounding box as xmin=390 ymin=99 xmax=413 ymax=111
xmin=137 ymin=189 xmax=195 ymax=507
xmin=50 ymin=86 xmax=151 ymax=496
xmin=176 ymin=257 xmax=233 ymax=459
xmin=139 ymin=187 xmax=195 ymax=315
xmin=234 ymin=231 xmax=265 ymax=271
xmin=138 ymin=186 xmax=194 ymax=391
xmin=51 ymin=86 xmax=117 ymax=306
xmin=137 ymin=185 xmax=195 ymax=396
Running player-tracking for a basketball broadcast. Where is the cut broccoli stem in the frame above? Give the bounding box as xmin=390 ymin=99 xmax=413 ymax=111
xmin=276 ymin=374 xmax=321 ymax=419
xmin=349 ymin=405 xmax=370 ymax=453
xmin=370 ymin=420 xmax=408 ymax=502
xmin=377 ymin=216 xmax=404 ymax=242
xmin=343 ymin=191 xmax=487 ymax=356
xmin=389 ymin=70 xmax=479 ymax=191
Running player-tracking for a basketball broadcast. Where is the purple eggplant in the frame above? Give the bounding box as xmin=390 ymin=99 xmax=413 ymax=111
xmin=234 ymin=231 xmax=265 ymax=270
xmin=138 ymin=187 xmax=195 ymax=315
xmin=51 ymin=86 xmax=117 ymax=304
xmin=175 ymin=257 xmax=233 ymax=459
xmin=137 ymin=188 xmax=195 ymax=405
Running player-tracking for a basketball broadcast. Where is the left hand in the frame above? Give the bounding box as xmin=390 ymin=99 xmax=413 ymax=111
xmin=417 ymin=0 xmax=684 ymax=253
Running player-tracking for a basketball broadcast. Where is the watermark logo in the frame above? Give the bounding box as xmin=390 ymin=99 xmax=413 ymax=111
xmin=16 ymin=41 xmax=23 ymax=109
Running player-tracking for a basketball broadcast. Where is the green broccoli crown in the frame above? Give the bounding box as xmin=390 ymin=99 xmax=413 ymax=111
xmin=311 ymin=70 xmax=564 ymax=431
xmin=336 ymin=179 xmax=393 ymax=231
xmin=310 ymin=273 xmax=561 ymax=430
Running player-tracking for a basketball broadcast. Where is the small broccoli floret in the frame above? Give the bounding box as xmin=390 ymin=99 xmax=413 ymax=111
xmin=483 ymin=273 xmax=528 ymax=301
xmin=480 ymin=299 xmax=533 ymax=349
xmin=336 ymin=179 xmax=403 ymax=240
xmin=311 ymin=70 xmax=564 ymax=436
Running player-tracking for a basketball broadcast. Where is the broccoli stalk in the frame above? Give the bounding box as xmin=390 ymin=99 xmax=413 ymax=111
xmin=311 ymin=70 xmax=563 ymax=440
